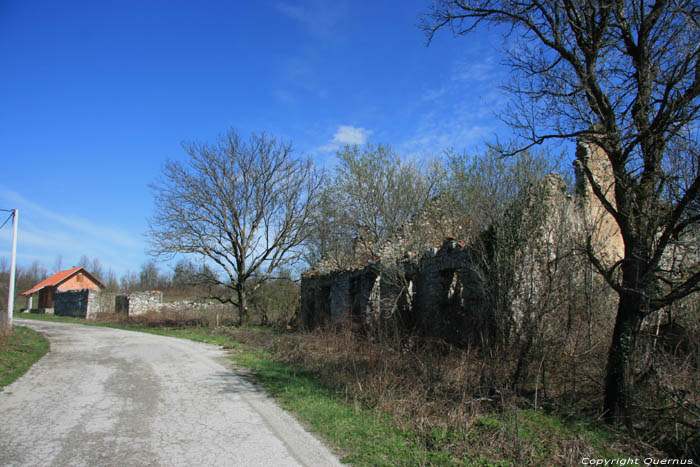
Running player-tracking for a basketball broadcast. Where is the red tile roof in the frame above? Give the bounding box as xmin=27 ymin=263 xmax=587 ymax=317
xmin=21 ymin=267 xmax=104 ymax=296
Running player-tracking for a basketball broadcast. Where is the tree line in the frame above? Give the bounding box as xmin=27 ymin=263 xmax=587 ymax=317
xmin=0 ymin=256 xmax=217 ymax=298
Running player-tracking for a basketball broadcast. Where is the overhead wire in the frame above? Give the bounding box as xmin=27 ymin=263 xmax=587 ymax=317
xmin=0 ymin=211 xmax=14 ymax=230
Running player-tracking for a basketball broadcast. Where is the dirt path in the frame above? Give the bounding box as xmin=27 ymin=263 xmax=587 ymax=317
xmin=0 ymin=319 xmax=341 ymax=467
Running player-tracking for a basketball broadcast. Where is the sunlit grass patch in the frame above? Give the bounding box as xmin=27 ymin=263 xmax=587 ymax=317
xmin=0 ymin=326 xmax=49 ymax=388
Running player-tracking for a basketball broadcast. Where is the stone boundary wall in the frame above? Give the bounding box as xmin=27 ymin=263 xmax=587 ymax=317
xmin=115 ymin=291 xmax=163 ymax=316
xmin=86 ymin=291 xmax=117 ymax=318
xmin=34 ymin=289 xmax=223 ymax=319
xmin=158 ymin=300 xmax=221 ymax=312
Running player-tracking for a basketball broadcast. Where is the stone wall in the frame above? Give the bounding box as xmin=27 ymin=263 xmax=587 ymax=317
xmin=574 ymin=138 xmax=624 ymax=266
xmin=113 ymin=292 xmax=225 ymax=317
xmin=53 ymin=289 xmax=115 ymax=318
xmin=54 ymin=290 xmax=90 ymax=317
xmin=86 ymin=291 xmax=116 ymax=318
xmin=40 ymin=289 xmax=223 ymax=319
xmin=116 ymin=291 xmax=163 ymax=316
xmin=301 ymin=266 xmax=380 ymax=328
xmin=301 ymin=238 xmax=488 ymax=344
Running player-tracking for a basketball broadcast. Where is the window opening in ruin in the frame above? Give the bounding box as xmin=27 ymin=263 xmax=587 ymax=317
xmin=440 ymin=269 xmax=463 ymax=315
xmin=369 ymin=274 xmax=381 ymax=318
xmin=349 ymin=276 xmax=362 ymax=319
xmin=397 ymin=277 xmax=415 ymax=328
xmin=319 ymin=286 xmax=331 ymax=323
xmin=303 ymin=295 xmax=316 ymax=326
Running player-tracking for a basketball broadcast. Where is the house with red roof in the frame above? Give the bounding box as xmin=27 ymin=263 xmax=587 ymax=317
xmin=22 ymin=266 xmax=105 ymax=314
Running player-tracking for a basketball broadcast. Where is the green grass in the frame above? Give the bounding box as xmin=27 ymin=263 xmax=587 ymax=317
xmin=15 ymin=312 xmax=86 ymax=324
xmin=230 ymin=347 xmax=431 ymax=466
xmin=0 ymin=326 xmax=50 ymax=388
xmin=462 ymin=409 xmax=625 ymax=464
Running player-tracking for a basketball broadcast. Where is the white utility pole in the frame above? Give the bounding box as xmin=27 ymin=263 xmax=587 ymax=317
xmin=6 ymin=209 xmax=18 ymax=328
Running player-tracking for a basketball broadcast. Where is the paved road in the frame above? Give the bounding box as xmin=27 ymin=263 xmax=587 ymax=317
xmin=0 ymin=320 xmax=342 ymax=467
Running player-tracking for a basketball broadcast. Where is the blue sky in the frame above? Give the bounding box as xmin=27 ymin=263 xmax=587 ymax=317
xmin=0 ymin=0 xmax=513 ymax=279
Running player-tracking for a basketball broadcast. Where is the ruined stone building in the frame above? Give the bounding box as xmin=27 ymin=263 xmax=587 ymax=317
xmin=301 ymin=137 xmax=625 ymax=344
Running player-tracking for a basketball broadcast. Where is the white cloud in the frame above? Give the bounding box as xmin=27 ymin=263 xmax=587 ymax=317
xmin=333 ymin=125 xmax=372 ymax=145
xmin=279 ymin=56 xmax=327 ymax=98
xmin=275 ymin=1 xmax=347 ymax=39
xmin=316 ymin=125 xmax=373 ymax=153
xmin=451 ymin=54 xmax=499 ymax=83
xmin=396 ymin=48 xmax=511 ymax=156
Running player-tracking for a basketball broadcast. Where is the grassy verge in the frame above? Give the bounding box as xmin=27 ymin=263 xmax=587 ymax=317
xmin=0 ymin=326 xmax=50 ymax=388
xmin=15 ymin=313 xmax=85 ymax=324
xmin=233 ymin=348 xmax=430 ymax=465
xmin=14 ymin=312 xmax=639 ymax=465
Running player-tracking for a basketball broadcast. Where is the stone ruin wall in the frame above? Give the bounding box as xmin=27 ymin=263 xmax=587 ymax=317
xmin=114 ymin=292 xmax=226 ymax=317
xmin=51 ymin=290 xmax=164 ymax=318
xmin=574 ymin=139 xmax=624 ymax=267
xmin=301 ymin=137 xmax=625 ymax=343
xmin=115 ymin=291 xmax=164 ymax=316
xmin=302 ymin=239 xmax=489 ymax=344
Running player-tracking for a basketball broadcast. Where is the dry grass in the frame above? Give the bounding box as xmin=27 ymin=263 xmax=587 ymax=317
xmin=92 ymin=305 xmax=238 ymax=328
xmin=208 ymin=324 xmax=657 ymax=462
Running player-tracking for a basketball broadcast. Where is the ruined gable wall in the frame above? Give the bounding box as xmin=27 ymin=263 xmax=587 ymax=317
xmin=574 ymin=139 xmax=624 ymax=266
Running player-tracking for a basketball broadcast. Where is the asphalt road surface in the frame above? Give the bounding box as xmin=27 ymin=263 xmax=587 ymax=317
xmin=0 ymin=319 xmax=342 ymax=467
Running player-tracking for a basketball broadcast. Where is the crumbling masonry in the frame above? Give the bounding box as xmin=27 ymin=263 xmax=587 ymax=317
xmin=301 ymin=137 xmax=625 ymax=343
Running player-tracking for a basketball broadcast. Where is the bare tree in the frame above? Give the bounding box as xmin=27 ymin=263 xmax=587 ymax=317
xmin=308 ymin=143 xmax=442 ymax=266
xmin=138 ymin=260 xmax=162 ymax=291
xmin=90 ymin=257 xmax=104 ymax=282
xmin=424 ymin=0 xmax=700 ymax=425
xmin=53 ymin=255 xmax=63 ymax=274
xmin=149 ymin=128 xmax=322 ymax=325
xmin=77 ymin=255 xmax=90 ymax=269
xmin=120 ymin=271 xmax=139 ymax=292
xmin=447 ymin=149 xmax=566 ymax=348
xmin=103 ymin=268 xmax=119 ymax=292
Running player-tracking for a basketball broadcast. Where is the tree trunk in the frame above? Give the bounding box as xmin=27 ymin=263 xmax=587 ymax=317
xmin=603 ymin=289 xmax=646 ymax=425
xmin=236 ymin=286 xmax=250 ymax=326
